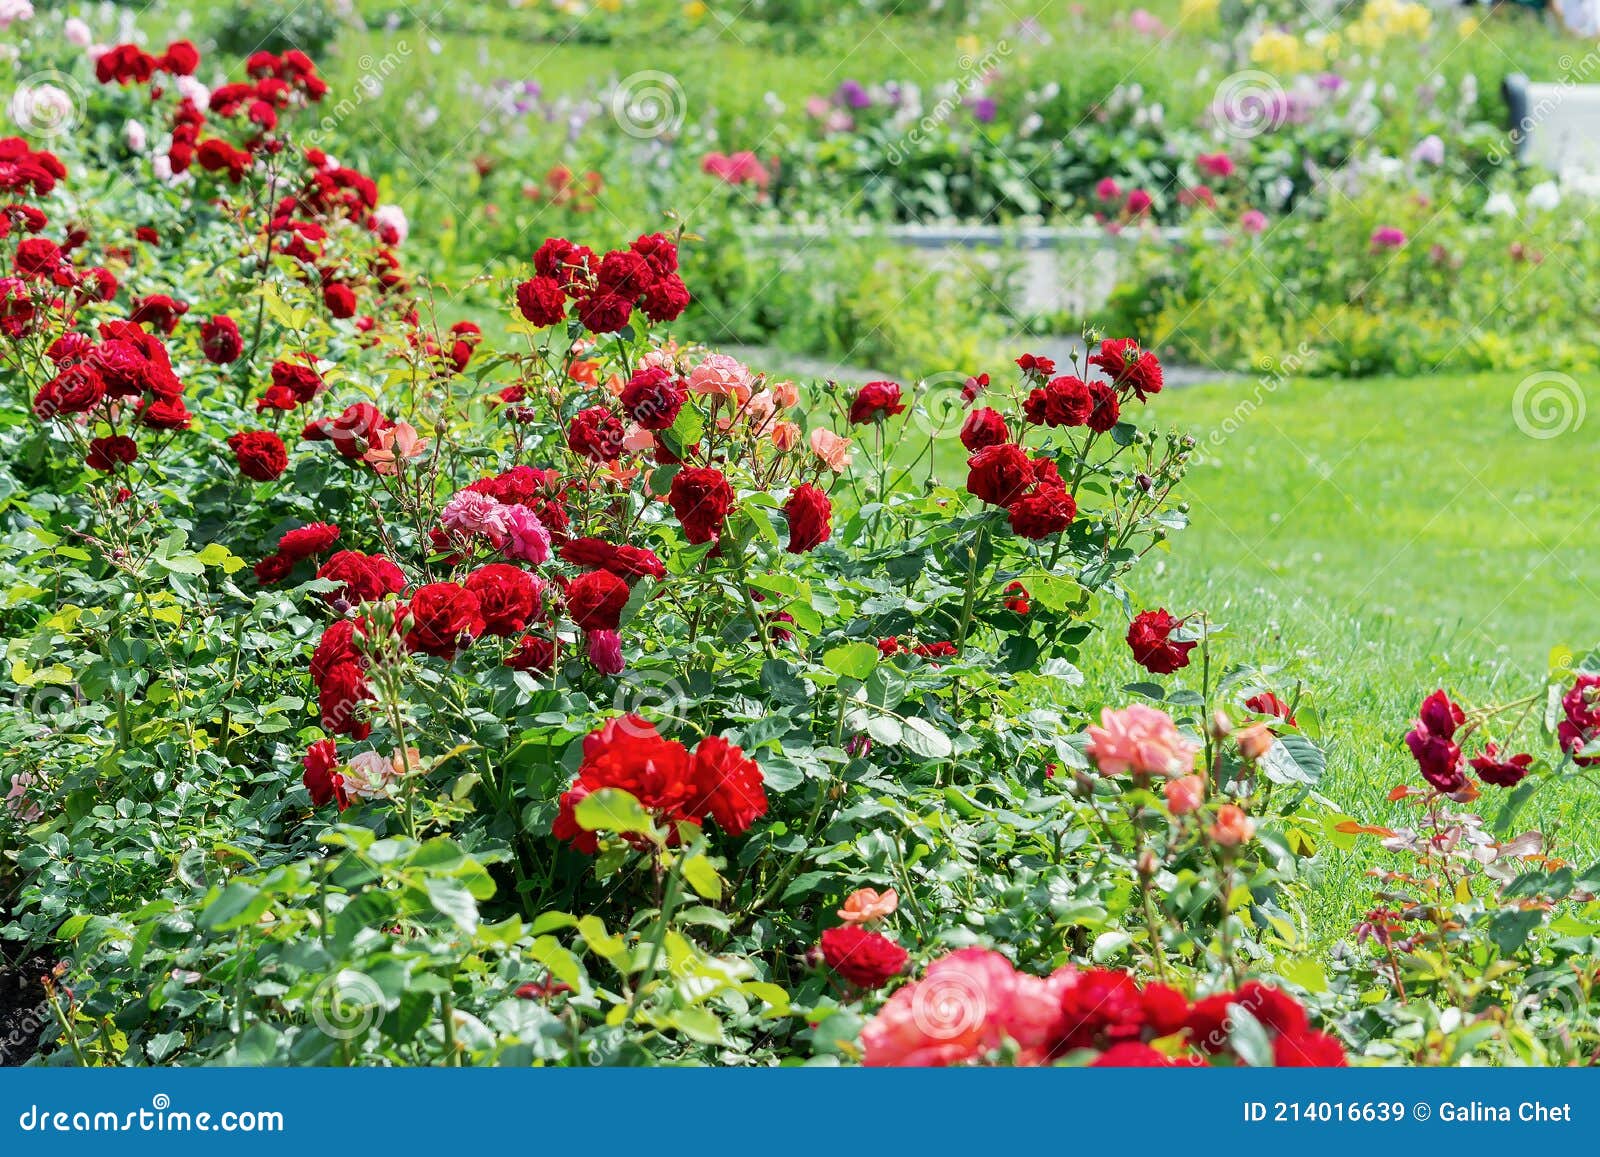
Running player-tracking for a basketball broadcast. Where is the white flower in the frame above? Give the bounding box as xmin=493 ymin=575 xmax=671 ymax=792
xmin=1527 ymin=181 xmax=1562 ymax=212
xmin=0 ymin=0 xmax=33 ymax=32
xmin=1483 ymin=191 xmax=1517 ymax=218
xmin=10 ymin=83 xmax=75 ymax=136
xmin=175 ymin=75 xmax=210 ymax=107
xmin=124 ymin=119 xmax=146 ymax=152
xmin=64 ymin=16 xmax=91 ymax=45
xmin=371 ymin=203 xmax=408 ymax=245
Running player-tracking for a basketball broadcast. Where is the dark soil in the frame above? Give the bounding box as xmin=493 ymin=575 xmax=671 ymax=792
xmin=0 ymin=939 xmax=51 ymax=1067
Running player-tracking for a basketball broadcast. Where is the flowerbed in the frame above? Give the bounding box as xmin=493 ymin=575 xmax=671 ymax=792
xmin=1 ymin=9 xmax=1599 ymax=1069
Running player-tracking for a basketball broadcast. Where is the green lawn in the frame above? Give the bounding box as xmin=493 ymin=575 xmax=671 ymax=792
xmin=1074 ymin=372 xmax=1600 ymax=938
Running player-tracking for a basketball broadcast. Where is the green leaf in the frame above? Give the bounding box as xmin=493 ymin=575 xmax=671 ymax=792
xmin=681 ymin=854 xmax=723 ymax=901
xmin=574 ymin=788 xmax=655 ymax=837
xmin=823 ymin=642 xmax=879 ymax=681
xmin=900 ymin=716 xmax=953 ymax=759
xmin=425 ymin=877 xmax=479 ymax=934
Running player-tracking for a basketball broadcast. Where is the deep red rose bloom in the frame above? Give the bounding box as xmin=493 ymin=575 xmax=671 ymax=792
xmin=784 ymin=483 xmax=832 ymax=554
xmin=302 ymin=401 xmax=390 ymax=458
xmin=1055 ymin=969 xmax=1151 ymax=1052
xmin=630 ymin=232 xmax=679 ymax=277
xmin=254 ymin=553 xmax=293 ymax=585
xmin=505 ymin=634 xmax=558 ymax=673
xmin=576 ymin=291 xmax=632 ymax=334
xmin=1562 ymin=673 xmax=1600 ymax=731
xmin=316 ymin=549 xmax=406 ymax=604
xmin=566 ymin=405 xmax=625 ymax=463
xmin=1008 ymin=488 xmax=1076 ymax=539
xmin=86 ymin=434 xmax=138 ymax=472
xmin=565 ymin=569 xmax=630 ymax=632
xmin=1126 ymin=608 xmax=1196 ymax=675
xmin=620 ymin=366 xmax=686 ymax=430
xmin=669 ymin=466 xmax=733 ymax=544
xmin=1417 ymin=689 xmax=1464 ymax=739
xmin=688 ymin=734 xmax=767 ymax=835
xmin=558 ymin=537 xmax=667 ymax=582
xmin=1016 ymin=352 xmax=1056 ymax=379
xmin=129 ymin=293 xmax=188 ymax=335
xmin=139 ymin=398 xmax=192 ymax=430
xmin=849 ymin=380 xmax=906 ymax=425
xmin=1091 ymin=338 xmax=1163 ymax=401
xmin=14 ymin=237 xmax=61 ymax=279
xmin=316 ymin=661 xmax=372 ymax=740
xmin=42 ymin=364 xmax=106 ymax=415
xmin=277 ymin=522 xmax=340 ymax=563
xmin=464 ymin=563 xmax=542 ymax=637
xmin=227 ymin=430 xmax=289 ymax=481
xmin=200 ymin=315 xmax=243 ymax=364
xmin=162 ymin=39 xmax=200 ymax=75
xmin=820 ymin=926 xmax=907 ymax=989
xmin=551 ymin=716 xmax=703 ymax=853
xmin=515 ymin=275 xmax=567 ymax=326
xmin=1469 ymin=743 xmax=1532 ymax=788
xmin=403 ymin=582 xmax=486 ymax=659
xmin=1405 ymin=727 xmax=1465 ymax=792
xmin=596 ymin=249 xmax=653 ymax=298
xmin=959 ymin=406 xmax=1009 ymax=451
xmin=966 ymin=442 xmax=1032 ymax=506
xmin=640 ymin=274 xmax=690 ymax=323
xmin=532 ymin=237 xmax=592 ymax=286
xmin=302 ymin=739 xmax=348 ymax=810
xmin=1003 ymin=580 xmax=1030 ymax=615
xmin=322 ymin=282 xmax=356 ymax=318
xmin=271 ymin=358 xmax=323 ymax=403
xmin=1024 ymin=376 xmax=1093 ymax=427
xmin=1272 ymin=1030 xmax=1347 ymax=1067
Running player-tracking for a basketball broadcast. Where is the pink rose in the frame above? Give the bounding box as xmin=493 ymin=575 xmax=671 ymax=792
xmin=1085 ymin=704 xmax=1199 ymax=777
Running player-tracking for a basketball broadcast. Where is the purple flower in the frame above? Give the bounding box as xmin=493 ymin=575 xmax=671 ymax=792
xmin=969 ymin=97 xmax=998 ymax=123
xmin=1411 ymin=134 xmax=1445 ymax=166
xmin=837 ymin=80 xmax=871 ymax=110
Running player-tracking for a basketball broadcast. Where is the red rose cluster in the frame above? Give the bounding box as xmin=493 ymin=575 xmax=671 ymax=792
xmin=551 ymin=716 xmax=768 ymax=853
xmin=254 ymin=522 xmax=340 ymax=585
xmin=1125 ymin=608 xmax=1196 ymax=674
xmin=515 ymin=233 xmax=689 ymax=335
xmin=227 ymin=430 xmax=289 ymax=482
xmin=1404 ymin=689 xmax=1534 ymax=793
xmin=862 ymin=949 xmax=1347 ymax=1067
xmin=965 ymin=440 xmax=1076 ymax=540
xmin=31 ymin=320 xmax=195 ymax=474
xmin=1557 ymin=673 xmax=1600 ymax=768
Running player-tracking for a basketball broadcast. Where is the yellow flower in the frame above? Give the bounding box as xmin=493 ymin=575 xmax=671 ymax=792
xmin=1250 ymin=29 xmax=1310 ymax=75
xmin=1180 ymin=0 xmax=1221 ymax=26
xmin=684 ymin=0 xmax=707 ymax=17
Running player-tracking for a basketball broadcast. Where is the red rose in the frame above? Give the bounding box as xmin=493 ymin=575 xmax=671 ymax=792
xmin=254 ymin=553 xmax=293 ymax=585
xmin=849 ymin=380 xmax=905 ymax=424
xmin=551 ymin=716 xmax=703 ymax=854
xmin=1008 ymin=487 xmax=1076 ymax=539
xmin=1016 ymin=352 xmax=1056 ymax=379
xmin=227 ymin=430 xmax=289 ymax=481
xmin=302 ymin=739 xmax=348 ymax=810
xmin=619 ymin=366 xmax=686 ymax=430
xmin=668 ymin=466 xmax=733 ymax=544
xmin=505 ymin=634 xmax=558 ymax=673
xmin=162 ymin=39 xmax=200 ymax=75
xmin=558 ymin=537 xmax=667 ymax=581
xmin=565 ymin=569 xmax=630 ymax=632
xmin=464 ymin=563 xmax=542 ymax=637
xmin=639 ymin=274 xmax=690 ymax=322
xmin=200 ymin=315 xmax=242 ymax=364
xmin=1245 ymin=691 xmax=1296 ymax=725
xmin=820 ymin=925 xmax=907 ymax=989
xmin=14 ymin=237 xmax=61 ymax=279
xmin=1272 ymin=1030 xmax=1347 ymax=1067
xmin=1417 ymin=689 xmax=1464 ymax=738
xmin=532 ymin=237 xmax=592 ymax=285
xmin=515 ymin=275 xmax=567 ymax=326
xmin=1090 ymin=338 xmax=1163 ymax=401
xmin=1469 ymin=743 xmax=1532 ymax=788
xmin=403 ymin=581 xmax=486 ymax=659
xmin=965 ymin=442 xmax=1032 ymax=506
xmin=596 ymin=249 xmax=653 ymax=298
xmin=271 ymin=358 xmax=323 ymax=403
xmin=317 ymin=661 xmax=372 ymax=740
xmin=1405 ymin=728 xmax=1465 ymax=792
xmin=322 ymin=283 xmax=357 ymax=318
xmin=1003 ymin=580 xmax=1030 ymax=614
xmin=688 ymin=734 xmax=767 ymax=835
xmin=42 ymin=364 xmax=105 ymax=415
xmin=566 ymin=405 xmax=624 ymax=463
xmin=302 ymin=402 xmax=390 ymax=458
xmin=959 ymin=407 xmax=1008 ymax=451
xmin=129 ymin=293 xmax=188 ymax=335
xmin=784 ymin=482 xmax=832 ymax=554
xmin=316 ymin=549 xmax=406 ymax=604
xmin=139 ymin=398 xmax=192 ymax=430
xmin=1126 ymin=608 xmax=1196 ymax=675
xmin=630 ymin=232 xmax=679 ymax=277
xmin=576 ymin=292 xmax=633 ymax=334
xmin=278 ymin=522 xmax=340 ymax=562
xmin=86 ymin=434 xmax=138 ymax=472
xmin=1024 ymin=376 xmax=1093 ymax=427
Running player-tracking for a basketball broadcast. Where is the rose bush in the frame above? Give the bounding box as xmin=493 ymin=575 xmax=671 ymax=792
xmin=0 ymin=11 xmax=1597 ymax=1069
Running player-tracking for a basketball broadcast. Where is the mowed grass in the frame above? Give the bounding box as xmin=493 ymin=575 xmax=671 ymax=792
xmin=1067 ymin=372 xmax=1600 ymax=938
